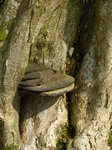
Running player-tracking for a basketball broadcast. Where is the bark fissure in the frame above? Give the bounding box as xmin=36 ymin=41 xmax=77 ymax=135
xmin=104 ymin=90 xmax=109 ymax=109
xmin=27 ymin=9 xmax=34 ymax=43
xmin=72 ymin=0 xmax=96 ymax=77
xmin=1 ymin=0 xmax=111 ymax=149
xmin=66 ymin=92 xmax=76 ymax=139
xmin=66 ymin=0 xmax=96 ymax=133
xmin=71 ymin=0 xmax=112 ymax=149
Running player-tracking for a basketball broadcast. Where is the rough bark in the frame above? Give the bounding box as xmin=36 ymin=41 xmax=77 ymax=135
xmin=0 ymin=0 xmax=32 ymax=148
xmin=19 ymin=0 xmax=81 ymax=149
xmin=1 ymin=0 xmax=111 ymax=150
xmin=71 ymin=0 xmax=112 ymax=149
xmin=0 ymin=0 xmax=81 ymax=149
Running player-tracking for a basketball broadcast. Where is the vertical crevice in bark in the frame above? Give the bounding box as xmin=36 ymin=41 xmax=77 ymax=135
xmin=66 ymin=1 xmax=96 ymax=149
xmin=70 ymin=0 xmax=112 ymax=149
xmin=66 ymin=92 xmax=76 ymax=139
xmin=67 ymin=0 xmax=96 ymax=122
xmin=0 ymin=0 xmax=5 ymax=8
xmin=72 ymin=0 xmax=96 ymax=77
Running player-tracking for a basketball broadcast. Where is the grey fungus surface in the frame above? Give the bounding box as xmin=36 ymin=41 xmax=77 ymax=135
xmin=39 ymin=84 xmax=74 ymax=97
xmin=18 ymin=65 xmax=75 ymax=96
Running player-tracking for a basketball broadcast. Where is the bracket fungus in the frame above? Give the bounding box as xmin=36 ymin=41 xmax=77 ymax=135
xmin=18 ymin=64 xmax=75 ymax=97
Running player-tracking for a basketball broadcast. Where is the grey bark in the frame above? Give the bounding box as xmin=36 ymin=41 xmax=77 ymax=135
xmin=0 ymin=0 xmax=111 ymax=150
xmin=70 ymin=0 xmax=112 ymax=149
xmin=0 ymin=0 xmax=81 ymax=149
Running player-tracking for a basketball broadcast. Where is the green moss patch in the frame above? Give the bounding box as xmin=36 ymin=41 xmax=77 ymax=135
xmin=55 ymin=123 xmax=76 ymax=150
xmin=0 ymin=21 xmax=6 ymax=41
xmin=7 ymin=19 xmax=13 ymax=30
xmin=0 ymin=142 xmax=18 ymax=150
xmin=0 ymin=30 xmax=6 ymax=41
xmin=108 ymin=133 xmax=112 ymax=145
xmin=0 ymin=19 xmax=14 ymax=41
xmin=56 ymin=140 xmax=66 ymax=150
xmin=66 ymin=123 xmax=76 ymax=139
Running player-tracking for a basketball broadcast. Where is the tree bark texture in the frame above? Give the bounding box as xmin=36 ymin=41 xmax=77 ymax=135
xmin=0 ymin=0 xmax=81 ymax=149
xmin=0 ymin=0 xmax=112 ymax=150
xmin=71 ymin=0 xmax=112 ymax=150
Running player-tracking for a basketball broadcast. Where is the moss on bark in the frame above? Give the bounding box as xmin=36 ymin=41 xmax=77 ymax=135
xmin=0 ymin=142 xmax=19 ymax=150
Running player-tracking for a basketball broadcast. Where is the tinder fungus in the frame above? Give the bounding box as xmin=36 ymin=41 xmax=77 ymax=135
xmin=18 ymin=64 xmax=74 ymax=96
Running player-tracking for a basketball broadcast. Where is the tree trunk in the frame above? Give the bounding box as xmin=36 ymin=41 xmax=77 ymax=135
xmin=70 ymin=0 xmax=112 ymax=150
xmin=0 ymin=0 xmax=81 ymax=149
xmin=0 ymin=0 xmax=112 ymax=150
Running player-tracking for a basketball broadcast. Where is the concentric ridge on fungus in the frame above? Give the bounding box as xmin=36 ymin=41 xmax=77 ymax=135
xmin=18 ymin=64 xmax=75 ymax=96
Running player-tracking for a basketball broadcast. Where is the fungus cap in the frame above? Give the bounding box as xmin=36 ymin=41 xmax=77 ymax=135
xmin=18 ymin=65 xmax=75 ymax=96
